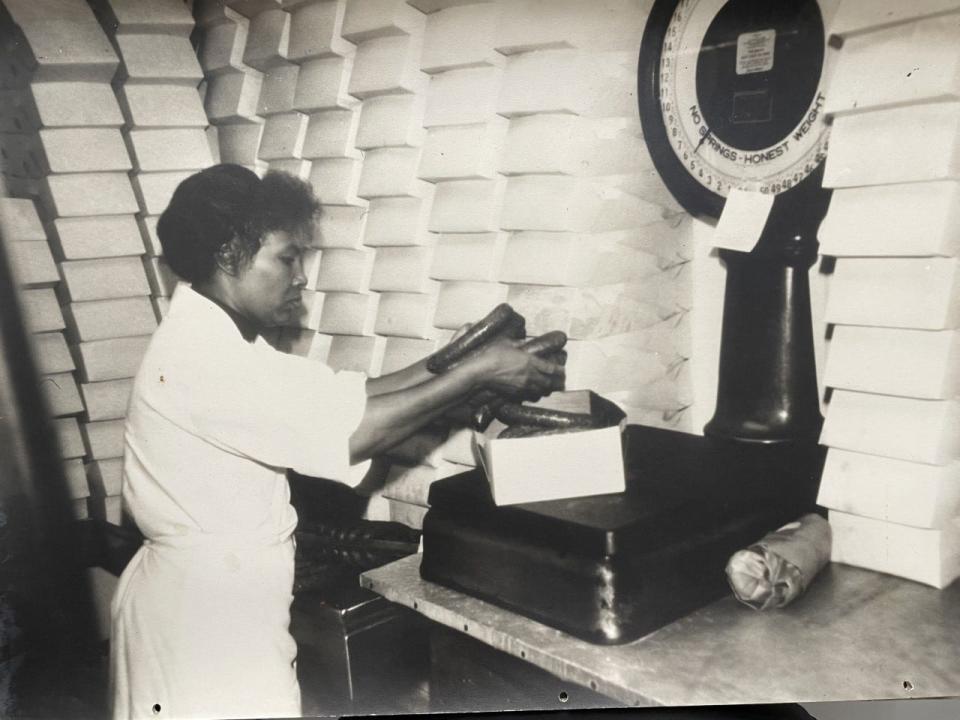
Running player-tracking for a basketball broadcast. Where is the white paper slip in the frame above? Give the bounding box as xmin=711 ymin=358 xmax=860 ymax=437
xmin=711 ymin=188 xmax=774 ymax=252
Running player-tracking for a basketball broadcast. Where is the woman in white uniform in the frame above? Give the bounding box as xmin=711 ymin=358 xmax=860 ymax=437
xmin=110 ymin=165 xmax=563 ymax=720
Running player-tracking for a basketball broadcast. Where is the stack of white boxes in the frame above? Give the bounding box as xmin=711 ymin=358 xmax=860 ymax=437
xmin=5 ymin=0 xmax=700 ymax=534
xmin=245 ymin=1 xmax=316 ymax=351
xmin=287 ymin=0 xmax=363 ymax=359
xmin=196 ymin=0 xmax=692 ymax=525
xmin=816 ymin=1 xmax=960 ymax=587
xmin=487 ymin=0 xmax=694 ymax=434
xmin=0 ymin=0 xmax=141 ymax=641
xmin=1 ymin=0 xmax=141 ymax=529
xmin=340 ymin=0 xmax=438 ymax=527
xmin=381 ymin=0 xmax=694 ymax=527
xmin=190 ymin=0 xmax=695 ymax=530
xmin=246 ymin=3 xmax=308 ymax=177
xmin=8 ymin=0 xmax=960 ymax=591
xmin=79 ymin=0 xmax=210 ymax=525
xmin=0 ymin=198 xmax=91 ymax=521
xmin=408 ymin=1 xmax=509 ymax=520
xmin=197 ymin=2 xmax=265 ymax=173
xmin=199 ymin=0 xmax=363 ymax=359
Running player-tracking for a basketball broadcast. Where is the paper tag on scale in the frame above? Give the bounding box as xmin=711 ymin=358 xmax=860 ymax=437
xmin=736 ymin=29 xmax=776 ymax=75
xmin=711 ymin=188 xmax=775 ymax=252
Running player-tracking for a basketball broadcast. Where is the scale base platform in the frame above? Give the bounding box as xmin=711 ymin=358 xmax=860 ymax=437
xmin=421 ymin=425 xmax=826 ymax=645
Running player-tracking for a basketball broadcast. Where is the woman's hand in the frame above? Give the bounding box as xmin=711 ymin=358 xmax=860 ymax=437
xmin=469 ymin=337 xmax=565 ymax=400
xmin=351 ymin=334 xmax=563 ymax=462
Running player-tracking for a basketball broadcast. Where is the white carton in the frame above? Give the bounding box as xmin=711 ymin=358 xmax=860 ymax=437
xmin=473 ymin=391 xmax=626 ymax=506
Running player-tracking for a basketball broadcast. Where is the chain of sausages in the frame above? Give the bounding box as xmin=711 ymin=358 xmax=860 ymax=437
xmin=428 ymin=304 xmax=571 ymax=432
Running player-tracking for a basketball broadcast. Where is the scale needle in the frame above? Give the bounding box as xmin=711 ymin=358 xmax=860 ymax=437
xmin=694 ymin=127 xmax=713 ymax=153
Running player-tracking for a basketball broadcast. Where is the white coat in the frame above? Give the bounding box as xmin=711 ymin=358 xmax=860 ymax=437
xmin=110 ymin=284 xmax=369 ymax=720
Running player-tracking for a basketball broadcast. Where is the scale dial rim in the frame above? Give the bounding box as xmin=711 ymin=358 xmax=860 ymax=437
xmin=638 ymin=0 xmax=836 ymax=221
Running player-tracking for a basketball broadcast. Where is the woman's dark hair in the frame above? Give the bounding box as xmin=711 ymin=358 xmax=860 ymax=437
xmin=156 ymin=164 xmax=321 ymax=284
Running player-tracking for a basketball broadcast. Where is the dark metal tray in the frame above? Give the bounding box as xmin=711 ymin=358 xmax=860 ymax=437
xmin=421 ymin=425 xmax=825 ymax=644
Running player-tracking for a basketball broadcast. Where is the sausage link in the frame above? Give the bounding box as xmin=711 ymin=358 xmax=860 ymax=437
xmin=426 ymin=303 xmax=517 ymax=373
xmin=497 ymin=424 xmax=591 ymax=439
xmin=519 ymin=330 xmax=567 ymax=355
xmin=502 ymin=313 xmax=527 ymax=340
xmin=497 ymin=425 xmax=540 ymax=439
xmin=494 ymin=403 xmax=603 ymax=429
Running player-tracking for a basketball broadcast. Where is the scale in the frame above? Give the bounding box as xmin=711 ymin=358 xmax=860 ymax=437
xmin=420 ymin=0 xmax=838 ymax=645
xmin=639 ymin=0 xmax=838 ymax=442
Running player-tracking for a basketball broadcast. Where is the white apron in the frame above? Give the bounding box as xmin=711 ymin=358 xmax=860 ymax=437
xmin=112 ymin=285 xmax=369 ymax=720
xmin=110 ymin=530 xmax=299 ymax=720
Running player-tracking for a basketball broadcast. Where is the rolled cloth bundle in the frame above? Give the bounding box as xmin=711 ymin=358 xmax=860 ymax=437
xmin=725 ymin=513 xmax=831 ymax=610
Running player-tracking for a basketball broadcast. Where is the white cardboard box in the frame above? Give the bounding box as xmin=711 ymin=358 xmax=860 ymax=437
xmin=817 ymin=181 xmax=960 ymax=257
xmin=823 ymin=101 xmax=960 ymax=187
xmin=474 ymin=391 xmax=626 ymax=506
xmin=829 ymin=510 xmax=960 ymax=589
xmin=829 ymin=1 xmax=960 ymax=38
xmin=824 ymin=13 xmax=960 ymax=116
xmin=818 ymin=448 xmax=960 ymax=529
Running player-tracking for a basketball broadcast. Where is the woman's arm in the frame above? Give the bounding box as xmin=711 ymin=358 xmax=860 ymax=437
xmin=364 ymin=324 xmax=472 ymax=398
xmin=364 ymin=356 xmax=434 ymax=398
xmin=350 ymin=363 xmax=479 ymax=461
xmin=349 ymin=339 xmax=562 ymax=462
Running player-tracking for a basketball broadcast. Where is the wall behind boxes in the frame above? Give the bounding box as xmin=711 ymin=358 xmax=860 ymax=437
xmin=0 ymin=0 xmax=691 ymax=536
xmin=193 ymin=0 xmax=693 ymax=527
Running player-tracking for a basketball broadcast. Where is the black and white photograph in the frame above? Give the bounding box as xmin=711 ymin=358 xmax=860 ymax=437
xmin=0 ymin=0 xmax=958 ymax=719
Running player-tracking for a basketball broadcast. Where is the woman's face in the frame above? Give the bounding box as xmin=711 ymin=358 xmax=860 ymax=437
xmin=233 ymin=228 xmax=309 ymax=328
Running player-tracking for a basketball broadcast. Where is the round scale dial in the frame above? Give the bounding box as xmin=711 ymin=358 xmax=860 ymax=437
xmin=640 ymin=0 xmax=839 ymax=219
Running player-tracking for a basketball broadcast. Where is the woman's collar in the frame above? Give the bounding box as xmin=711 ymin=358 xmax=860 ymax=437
xmin=186 ymin=285 xmax=261 ymax=343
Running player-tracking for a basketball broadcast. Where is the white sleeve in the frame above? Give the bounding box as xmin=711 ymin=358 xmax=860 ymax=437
xmin=183 ymin=342 xmax=371 ymax=487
